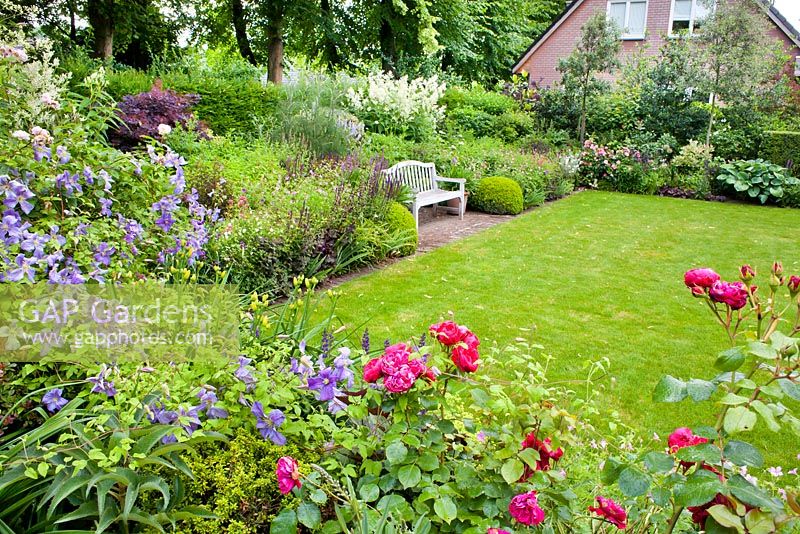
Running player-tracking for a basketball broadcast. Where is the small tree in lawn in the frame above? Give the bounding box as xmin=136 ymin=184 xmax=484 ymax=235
xmin=691 ymin=0 xmax=788 ymax=146
xmin=557 ymin=12 xmax=621 ymax=144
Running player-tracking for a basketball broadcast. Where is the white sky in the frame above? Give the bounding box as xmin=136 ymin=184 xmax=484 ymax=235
xmin=774 ymin=0 xmax=800 ymax=30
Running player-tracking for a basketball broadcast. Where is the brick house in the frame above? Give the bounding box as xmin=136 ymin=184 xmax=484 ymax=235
xmin=512 ymin=0 xmax=800 ymax=87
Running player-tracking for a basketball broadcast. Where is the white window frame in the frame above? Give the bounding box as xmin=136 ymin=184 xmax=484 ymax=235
xmin=607 ymin=0 xmax=648 ymax=40
xmin=668 ymin=0 xmax=714 ymax=37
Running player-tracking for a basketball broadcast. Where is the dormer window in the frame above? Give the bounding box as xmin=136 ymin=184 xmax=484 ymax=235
xmin=670 ymin=0 xmax=712 ymax=35
xmin=608 ymin=0 xmax=648 ymax=39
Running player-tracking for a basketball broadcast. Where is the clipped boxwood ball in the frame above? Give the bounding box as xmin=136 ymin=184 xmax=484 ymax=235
xmin=385 ymin=201 xmax=418 ymax=256
xmin=472 ymin=176 xmax=524 ymax=215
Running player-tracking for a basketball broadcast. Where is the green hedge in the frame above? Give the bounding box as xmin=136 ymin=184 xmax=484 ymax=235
xmin=759 ymin=130 xmax=800 ymax=171
xmin=471 ymin=176 xmax=524 ymax=215
xmin=107 ymin=70 xmax=284 ymax=135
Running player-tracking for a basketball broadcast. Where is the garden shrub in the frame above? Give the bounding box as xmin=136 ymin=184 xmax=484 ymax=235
xmin=585 ymin=90 xmax=640 ymax=143
xmin=105 ymin=70 xmax=284 ymax=135
xmin=471 ymin=176 xmax=524 ymax=215
xmin=384 ymin=201 xmax=417 ymax=256
xmin=446 ymin=105 xmax=494 ymax=137
xmin=760 ymin=130 xmax=800 ymax=170
xmin=441 ymin=85 xmax=517 ymax=116
xmin=347 ymin=72 xmax=445 ymax=141
xmin=179 ymin=430 xmax=314 ymax=534
xmin=780 ymin=183 xmax=800 ymax=207
xmin=363 ymin=133 xmax=416 ymax=162
xmin=578 ymin=140 xmax=656 ymax=194
xmin=493 ymin=110 xmax=537 ymax=143
xmin=715 ymin=159 xmax=800 ymax=204
xmin=109 ymin=81 xmax=209 ymax=150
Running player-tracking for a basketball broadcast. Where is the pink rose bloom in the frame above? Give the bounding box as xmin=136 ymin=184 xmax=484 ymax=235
xmin=788 ymin=275 xmax=800 ymax=294
xmin=668 ymin=427 xmax=708 ymax=453
xmin=407 ymin=358 xmax=430 ymax=379
xmin=589 ymin=496 xmax=628 ymax=530
xmin=276 ymin=456 xmax=302 ymax=494
xmin=363 ymin=358 xmax=383 ymax=383
xmin=684 ymin=268 xmax=720 ymax=289
xmin=429 ymin=321 xmax=463 ymax=346
xmin=380 ymin=343 xmax=411 ymax=375
xmin=739 ymin=264 xmax=756 ymax=282
xmin=384 ymin=365 xmax=417 ymax=393
xmin=509 ymin=491 xmax=545 ymax=526
xmin=709 ymin=280 xmax=749 ymax=310
xmin=451 ymin=345 xmax=479 ymax=373
xmin=488 ymin=529 xmax=510 ymax=534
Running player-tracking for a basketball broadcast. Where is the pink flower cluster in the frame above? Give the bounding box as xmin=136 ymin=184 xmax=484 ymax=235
xmin=429 ymin=321 xmax=480 ymax=373
xmin=363 ymin=343 xmax=435 ymax=393
xmin=276 ymin=456 xmax=302 ymax=495
xmin=589 ymin=496 xmax=628 ymax=530
xmin=684 ymin=268 xmax=750 ymax=310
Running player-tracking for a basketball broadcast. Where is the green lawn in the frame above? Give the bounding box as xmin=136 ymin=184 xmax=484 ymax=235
xmin=332 ymin=191 xmax=800 ymax=466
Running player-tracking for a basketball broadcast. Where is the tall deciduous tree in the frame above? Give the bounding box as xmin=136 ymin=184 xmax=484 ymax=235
xmin=690 ymin=0 xmax=787 ymax=145
xmin=557 ymin=12 xmax=621 ymax=144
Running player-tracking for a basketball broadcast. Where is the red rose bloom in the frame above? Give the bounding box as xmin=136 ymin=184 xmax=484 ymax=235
xmin=667 ymin=427 xmax=708 ymax=453
xmin=429 ymin=321 xmax=463 ymax=346
xmin=687 ymin=493 xmax=732 ymax=528
xmin=487 ymin=529 xmax=510 ymax=534
xmin=276 ymin=456 xmax=302 ymax=494
xmin=508 ymin=491 xmax=545 ymax=526
xmin=709 ymin=280 xmax=749 ymax=310
xmin=460 ymin=327 xmax=480 ymax=349
xmin=451 ymin=345 xmax=479 ymax=373
xmin=684 ymin=268 xmax=720 ymax=289
xmin=520 ymin=432 xmax=563 ymax=479
xmin=589 ymin=496 xmax=628 ymax=530
xmin=363 ymin=358 xmax=384 ymax=383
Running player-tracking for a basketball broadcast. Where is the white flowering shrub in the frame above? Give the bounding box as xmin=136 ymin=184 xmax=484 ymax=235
xmin=347 ymin=72 xmax=446 ymax=141
xmin=0 ymin=38 xmax=70 ymax=131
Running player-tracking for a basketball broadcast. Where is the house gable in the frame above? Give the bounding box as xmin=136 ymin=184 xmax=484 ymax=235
xmin=513 ymin=0 xmax=800 ymax=86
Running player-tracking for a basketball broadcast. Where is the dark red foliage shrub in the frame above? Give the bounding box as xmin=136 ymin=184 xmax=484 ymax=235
xmin=109 ymin=80 xmax=209 ymax=150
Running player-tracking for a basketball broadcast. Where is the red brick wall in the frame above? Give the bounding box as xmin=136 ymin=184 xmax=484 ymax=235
xmin=515 ymin=0 xmax=800 ymax=88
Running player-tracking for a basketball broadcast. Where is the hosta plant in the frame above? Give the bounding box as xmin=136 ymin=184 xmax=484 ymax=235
xmin=715 ymin=159 xmax=800 ymax=204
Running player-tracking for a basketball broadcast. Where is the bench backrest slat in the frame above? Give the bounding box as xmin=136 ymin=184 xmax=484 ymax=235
xmin=382 ymin=161 xmax=437 ymax=193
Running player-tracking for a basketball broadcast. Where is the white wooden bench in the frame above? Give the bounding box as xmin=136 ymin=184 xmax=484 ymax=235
xmin=382 ymin=161 xmax=466 ymax=230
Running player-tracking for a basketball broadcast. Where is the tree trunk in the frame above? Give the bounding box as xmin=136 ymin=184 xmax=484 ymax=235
xmin=267 ymin=32 xmax=284 ymax=84
xmin=378 ymin=0 xmax=396 ymax=74
xmin=319 ymin=0 xmax=342 ymax=67
xmin=69 ymin=0 xmax=77 ymax=42
xmin=88 ymin=0 xmax=114 ymax=60
xmin=705 ymin=92 xmax=716 ymax=146
xmin=579 ymin=77 xmax=589 ymax=144
xmin=231 ymin=0 xmax=257 ymax=65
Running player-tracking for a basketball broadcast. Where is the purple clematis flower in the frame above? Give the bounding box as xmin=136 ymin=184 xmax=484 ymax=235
xmin=93 ymin=242 xmax=115 ymax=266
xmin=4 ymin=181 xmax=35 ymax=214
xmin=99 ymin=197 xmax=113 ymax=217
xmin=42 ymin=388 xmax=68 ymax=413
xmin=55 ymin=171 xmax=82 ymax=195
xmin=88 ymin=366 xmax=116 ymax=397
xmin=307 ymin=367 xmax=339 ymax=402
xmin=251 ymin=402 xmax=286 ymax=445
xmin=6 ymin=254 xmax=37 ymax=282
xmin=234 ymin=356 xmax=257 ymax=390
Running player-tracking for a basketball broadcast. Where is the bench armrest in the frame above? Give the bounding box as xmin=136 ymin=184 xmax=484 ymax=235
xmin=435 ymin=177 xmax=466 ymax=193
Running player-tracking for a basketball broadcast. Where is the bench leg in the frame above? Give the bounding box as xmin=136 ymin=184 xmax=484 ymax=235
xmin=459 ymin=196 xmax=465 ymax=220
xmin=412 ymin=204 xmax=420 ymax=232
